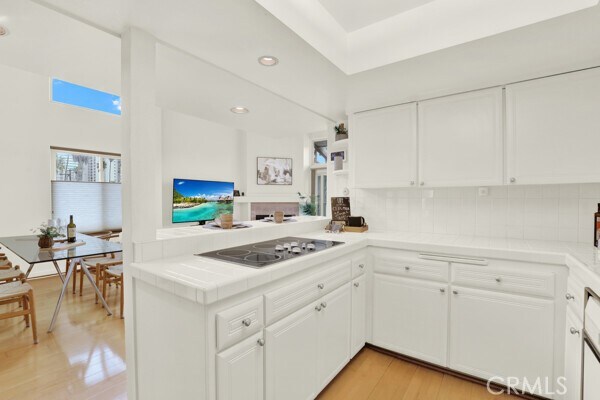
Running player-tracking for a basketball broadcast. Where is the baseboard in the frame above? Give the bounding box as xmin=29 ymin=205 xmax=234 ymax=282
xmin=365 ymin=344 xmax=550 ymax=400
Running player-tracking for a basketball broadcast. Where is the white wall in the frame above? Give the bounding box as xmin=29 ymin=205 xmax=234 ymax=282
xmin=0 ymin=63 xmax=121 ymax=275
xmin=161 ymin=110 xmax=246 ymax=227
xmin=353 ymin=184 xmax=600 ymax=243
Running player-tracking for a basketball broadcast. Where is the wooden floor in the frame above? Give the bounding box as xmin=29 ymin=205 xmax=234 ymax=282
xmin=0 ymin=275 xmax=126 ymax=400
xmin=1 ymin=276 xmax=516 ymax=400
xmin=318 ymin=348 xmax=517 ymax=400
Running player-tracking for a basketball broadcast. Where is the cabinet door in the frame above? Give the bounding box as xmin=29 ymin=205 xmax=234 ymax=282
xmin=449 ymin=286 xmax=555 ymax=396
xmin=351 ymin=275 xmax=366 ymax=358
xmin=317 ymin=284 xmax=351 ymax=392
xmin=352 ymin=103 xmax=417 ymax=188
xmin=418 ymin=88 xmax=503 ymax=187
xmin=506 ymin=68 xmax=600 ymax=184
xmin=564 ymin=311 xmax=582 ymax=400
xmin=372 ymin=274 xmax=448 ymax=366
xmin=265 ymin=301 xmax=318 ymax=400
xmin=217 ymin=332 xmax=264 ymax=400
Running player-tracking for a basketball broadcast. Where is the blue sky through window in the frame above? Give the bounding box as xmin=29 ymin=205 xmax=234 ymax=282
xmin=52 ymin=78 xmax=121 ymax=115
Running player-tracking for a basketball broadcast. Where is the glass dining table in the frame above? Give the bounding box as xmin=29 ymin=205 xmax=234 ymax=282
xmin=0 ymin=233 xmax=123 ymax=332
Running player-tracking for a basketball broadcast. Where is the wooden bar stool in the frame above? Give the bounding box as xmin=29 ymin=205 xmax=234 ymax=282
xmin=0 ymin=274 xmax=38 ymax=344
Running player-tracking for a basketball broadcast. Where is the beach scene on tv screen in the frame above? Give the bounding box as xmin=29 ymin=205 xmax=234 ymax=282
xmin=172 ymin=179 xmax=234 ymax=223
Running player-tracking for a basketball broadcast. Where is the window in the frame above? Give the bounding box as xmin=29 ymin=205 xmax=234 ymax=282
xmin=313 ymin=140 xmax=328 ymax=165
xmin=52 ymin=148 xmax=122 ymax=183
xmin=51 ymin=78 xmax=121 ymax=115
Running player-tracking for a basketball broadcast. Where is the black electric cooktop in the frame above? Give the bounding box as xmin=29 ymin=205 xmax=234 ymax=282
xmin=197 ymin=236 xmax=344 ymax=268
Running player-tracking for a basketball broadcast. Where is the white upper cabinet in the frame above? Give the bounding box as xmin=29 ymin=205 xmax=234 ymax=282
xmin=506 ymin=68 xmax=600 ymax=185
xmin=418 ymin=88 xmax=504 ymax=187
xmin=352 ymin=103 xmax=418 ymax=188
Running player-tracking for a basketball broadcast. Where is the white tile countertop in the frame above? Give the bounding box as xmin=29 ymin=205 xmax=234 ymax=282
xmin=130 ymin=227 xmax=600 ymax=305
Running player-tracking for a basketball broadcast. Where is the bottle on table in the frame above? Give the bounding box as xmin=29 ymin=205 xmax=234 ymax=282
xmin=67 ymin=215 xmax=76 ymax=243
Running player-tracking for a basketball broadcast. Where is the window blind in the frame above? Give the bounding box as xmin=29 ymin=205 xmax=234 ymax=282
xmin=51 ymin=181 xmax=122 ymax=233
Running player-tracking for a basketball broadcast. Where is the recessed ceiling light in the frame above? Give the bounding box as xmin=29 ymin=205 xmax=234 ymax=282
xmin=0 ymin=26 xmax=8 ymax=37
xmin=258 ymin=55 xmax=279 ymax=67
xmin=230 ymin=106 xmax=249 ymax=114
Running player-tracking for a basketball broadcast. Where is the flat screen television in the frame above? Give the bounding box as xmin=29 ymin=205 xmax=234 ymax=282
xmin=172 ymin=179 xmax=234 ymax=224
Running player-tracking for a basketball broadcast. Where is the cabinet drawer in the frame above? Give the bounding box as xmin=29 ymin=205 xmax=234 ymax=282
xmin=217 ymin=296 xmax=264 ymax=351
xmin=352 ymin=253 xmax=367 ymax=278
xmin=452 ymin=264 xmax=555 ymax=298
xmin=265 ymin=261 xmax=351 ymax=325
xmin=374 ymin=255 xmax=448 ymax=282
xmin=566 ymin=276 xmax=585 ymax=321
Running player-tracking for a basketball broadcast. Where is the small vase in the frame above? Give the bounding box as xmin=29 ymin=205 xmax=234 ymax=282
xmin=38 ymin=236 xmax=54 ymax=248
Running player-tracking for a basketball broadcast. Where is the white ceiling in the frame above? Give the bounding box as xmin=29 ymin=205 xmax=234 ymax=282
xmin=256 ymin=0 xmax=600 ymax=74
xmin=0 ymin=0 xmax=120 ymax=93
xmin=317 ymin=0 xmax=435 ymax=32
xmin=31 ymin=0 xmax=348 ymax=122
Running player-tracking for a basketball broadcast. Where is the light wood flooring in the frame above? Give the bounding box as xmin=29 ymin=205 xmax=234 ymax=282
xmin=1 ymin=275 xmax=516 ymax=400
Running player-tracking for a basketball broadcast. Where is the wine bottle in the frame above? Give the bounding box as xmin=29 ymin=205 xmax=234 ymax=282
xmin=67 ymin=215 xmax=76 ymax=243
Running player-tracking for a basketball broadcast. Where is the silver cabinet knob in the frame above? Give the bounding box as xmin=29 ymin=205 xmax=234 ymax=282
xmin=510 ymin=177 xmax=516 ymax=183
xmin=354 ymin=282 xmax=360 ymax=288
xmin=440 ymin=288 xmax=446 ymax=293
xmin=495 ymin=277 xmax=502 ymax=283
xmin=570 ymin=327 xmax=580 ymax=336
xmin=321 ymin=302 xmax=327 ymax=309
xmin=315 ymin=305 xmax=322 ymax=312
xmin=420 ymin=182 xmax=425 ymax=186
xmin=565 ymin=293 xmax=575 ymax=301
xmin=359 ymin=264 xmax=365 ymax=269
xmin=404 ymin=266 xmax=410 ymax=271
xmin=410 ymin=181 xmax=415 ymax=186
xmin=257 ymin=338 xmax=265 ymax=346
xmin=453 ymin=290 xmax=458 ymax=295
xmin=317 ymin=283 xmax=325 ymax=290
xmin=242 ymin=318 xmax=252 ymax=327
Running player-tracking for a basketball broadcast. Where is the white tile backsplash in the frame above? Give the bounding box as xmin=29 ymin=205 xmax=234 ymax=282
xmin=353 ymin=183 xmax=600 ymax=243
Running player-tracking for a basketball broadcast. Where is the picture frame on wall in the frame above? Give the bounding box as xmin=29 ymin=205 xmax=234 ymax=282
xmin=257 ymin=157 xmax=293 ymax=185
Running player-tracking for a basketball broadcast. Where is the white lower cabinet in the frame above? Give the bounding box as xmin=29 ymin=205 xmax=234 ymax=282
xmin=449 ymin=286 xmax=555 ymax=396
xmin=216 ymin=332 xmax=264 ymax=400
xmin=317 ymin=283 xmax=352 ymax=392
xmin=372 ymin=274 xmax=448 ymax=366
xmin=351 ymin=275 xmax=366 ymax=358
xmin=564 ymin=310 xmax=582 ymax=400
xmin=265 ymin=284 xmax=351 ymax=400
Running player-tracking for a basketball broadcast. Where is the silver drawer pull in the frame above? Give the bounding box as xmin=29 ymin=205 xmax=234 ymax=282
xmin=315 ymin=305 xmax=322 ymax=312
xmin=405 ymin=266 xmax=410 ymax=271
xmin=257 ymin=338 xmax=265 ymax=346
xmin=565 ymin=293 xmax=575 ymax=301
xmin=359 ymin=264 xmax=365 ymax=269
xmin=317 ymin=283 xmax=325 ymax=290
xmin=570 ymin=327 xmax=580 ymax=336
xmin=453 ymin=290 xmax=458 ymax=295
xmin=440 ymin=288 xmax=446 ymax=293
xmin=495 ymin=277 xmax=502 ymax=283
xmin=354 ymin=282 xmax=360 ymax=288
xmin=242 ymin=318 xmax=252 ymax=327
xmin=321 ymin=302 xmax=327 ymax=309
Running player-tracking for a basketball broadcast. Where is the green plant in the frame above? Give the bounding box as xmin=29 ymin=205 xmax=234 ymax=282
xmin=301 ymin=202 xmax=317 ymax=216
xmin=32 ymin=223 xmax=64 ymax=239
xmin=334 ymin=123 xmax=347 ymax=135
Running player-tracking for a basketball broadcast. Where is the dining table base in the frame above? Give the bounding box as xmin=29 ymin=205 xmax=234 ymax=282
xmin=48 ymin=257 xmax=113 ymax=332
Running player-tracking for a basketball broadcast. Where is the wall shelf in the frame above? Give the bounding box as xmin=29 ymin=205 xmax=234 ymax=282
xmin=332 ymin=169 xmax=349 ymax=176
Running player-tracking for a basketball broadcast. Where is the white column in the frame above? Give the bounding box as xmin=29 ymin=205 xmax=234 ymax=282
xmin=121 ymin=27 xmax=163 ymax=400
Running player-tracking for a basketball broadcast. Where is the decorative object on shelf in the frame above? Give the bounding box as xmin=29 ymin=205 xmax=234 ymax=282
xmin=32 ymin=223 xmax=64 ymax=248
xmin=348 ymin=216 xmax=365 ymax=227
xmin=331 ymin=197 xmax=351 ymax=224
xmin=334 ymin=123 xmax=348 ymax=141
xmin=233 ymin=190 xmax=240 ymax=197
xmin=257 ymin=157 xmax=293 ymax=185
xmin=217 ymin=213 xmax=233 ymax=229
xmin=273 ymin=211 xmax=284 ymax=223
xmin=325 ymin=221 xmax=345 ymax=234
xmin=330 ymin=151 xmax=345 ymax=161
xmin=595 ymin=203 xmax=600 ymax=248
xmin=334 ymin=155 xmax=344 ymax=171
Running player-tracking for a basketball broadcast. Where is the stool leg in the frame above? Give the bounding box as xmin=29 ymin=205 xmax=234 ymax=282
xmin=79 ymin=263 xmax=84 ymax=296
xmin=23 ymin=295 xmax=30 ymax=327
xmin=95 ymin=265 xmax=100 ymax=304
xmin=28 ymin=290 xmax=38 ymax=344
xmin=120 ymin=277 xmax=124 ymax=319
xmin=72 ymin=263 xmax=77 ymax=293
